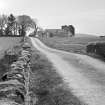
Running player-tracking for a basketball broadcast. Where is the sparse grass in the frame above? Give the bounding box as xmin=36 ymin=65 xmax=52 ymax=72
xmin=29 ymin=47 xmax=86 ymax=105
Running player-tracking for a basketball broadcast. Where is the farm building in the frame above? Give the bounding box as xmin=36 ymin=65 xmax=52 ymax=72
xmin=37 ymin=28 xmax=75 ymax=38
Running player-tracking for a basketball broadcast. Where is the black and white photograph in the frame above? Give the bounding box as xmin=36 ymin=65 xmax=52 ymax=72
xmin=0 ymin=0 xmax=105 ymax=105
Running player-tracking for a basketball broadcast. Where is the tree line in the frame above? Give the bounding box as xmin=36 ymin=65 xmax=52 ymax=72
xmin=0 ymin=14 xmax=38 ymax=37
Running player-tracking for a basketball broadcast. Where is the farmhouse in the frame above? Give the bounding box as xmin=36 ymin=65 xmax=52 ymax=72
xmin=45 ymin=29 xmax=70 ymax=37
xmin=37 ymin=28 xmax=74 ymax=38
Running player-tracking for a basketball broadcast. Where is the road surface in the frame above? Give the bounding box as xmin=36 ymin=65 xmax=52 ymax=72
xmin=31 ymin=37 xmax=105 ymax=105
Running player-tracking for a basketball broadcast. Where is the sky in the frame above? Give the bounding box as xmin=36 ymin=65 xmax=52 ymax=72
xmin=0 ymin=0 xmax=105 ymax=36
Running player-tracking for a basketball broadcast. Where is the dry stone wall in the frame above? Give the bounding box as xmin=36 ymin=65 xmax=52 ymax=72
xmin=86 ymin=42 xmax=105 ymax=58
xmin=0 ymin=40 xmax=35 ymax=105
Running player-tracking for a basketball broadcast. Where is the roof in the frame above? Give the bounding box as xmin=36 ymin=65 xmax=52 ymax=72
xmin=45 ymin=29 xmax=62 ymax=33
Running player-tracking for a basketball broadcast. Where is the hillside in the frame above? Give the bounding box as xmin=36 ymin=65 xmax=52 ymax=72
xmin=75 ymin=33 xmax=97 ymax=37
xmin=40 ymin=36 xmax=105 ymax=54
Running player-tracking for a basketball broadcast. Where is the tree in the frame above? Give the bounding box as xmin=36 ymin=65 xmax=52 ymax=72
xmin=61 ymin=25 xmax=67 ymax=30
xmin=5 ymin=26 xmax=11 ymax=35
xmin=61 ymin=25 xmax=75 ymax=37
xmin=0 ymin=14 xmax=38 ymax=37
xmin=68 ymin=25 xmax=75 ymax=36
xmin=5 ymin=14 xmax=16 ymax=36
xmin=0 ymin=14 xmax=8 ymax=36
xmin=17 ymin=15 xmax=33 ymax=36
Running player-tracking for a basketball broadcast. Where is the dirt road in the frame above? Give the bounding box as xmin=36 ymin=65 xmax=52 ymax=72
xmin=31 ymin=37 xmax=105 ymax=105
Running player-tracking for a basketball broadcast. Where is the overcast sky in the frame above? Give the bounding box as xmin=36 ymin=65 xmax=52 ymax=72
xmin=0 ymin=0 xmax=105 ymax=35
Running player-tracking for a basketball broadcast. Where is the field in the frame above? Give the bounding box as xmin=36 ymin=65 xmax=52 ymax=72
xmin=0 ymin=37 xmax=22 ymax=58
xmin=0 ymin=37 xmax=22 ymax=77
xmin=40 ymin=36 xmax=105 ymax=54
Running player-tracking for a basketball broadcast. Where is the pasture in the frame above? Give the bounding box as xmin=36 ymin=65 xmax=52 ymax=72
xmin=0 ymin=37 xmax=22 ymax=58
xmin=40 ymin=36 xmax=105 ymax=54
xmin=0 ymin=37 xmax=22 ymax=78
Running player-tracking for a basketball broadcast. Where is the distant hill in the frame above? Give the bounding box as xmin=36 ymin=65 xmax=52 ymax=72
xmin=75 ymin=33 xmax=98 ymax=37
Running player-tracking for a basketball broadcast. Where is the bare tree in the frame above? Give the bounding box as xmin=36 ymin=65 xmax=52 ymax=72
xmin=0 ymin=14 xmax=8 ymax=36
xmin=5 ymin=14 xmax=16 ymax=36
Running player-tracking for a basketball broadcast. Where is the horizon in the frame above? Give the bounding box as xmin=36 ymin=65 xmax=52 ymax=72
xmin=0 ymin=0 xmax=105 ymax=36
